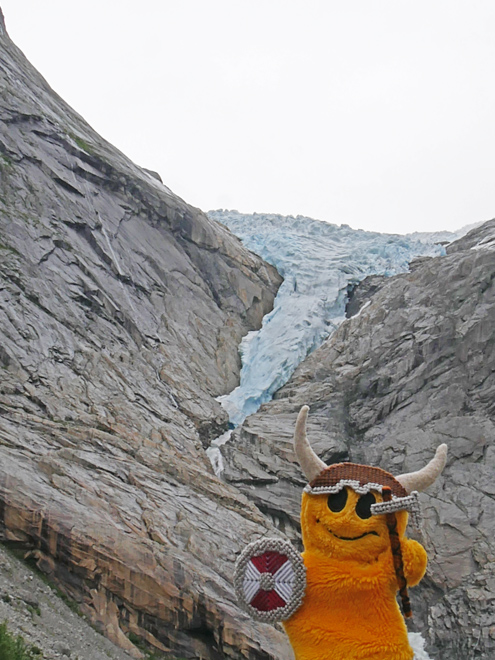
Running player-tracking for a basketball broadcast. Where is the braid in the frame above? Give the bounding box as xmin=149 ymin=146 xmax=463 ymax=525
xmin=382 ymin=486 xmax=412 ymax=618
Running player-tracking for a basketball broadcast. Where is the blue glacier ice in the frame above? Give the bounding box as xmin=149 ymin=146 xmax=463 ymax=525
xmin=209 ymin=210 xmax=467 ymax=427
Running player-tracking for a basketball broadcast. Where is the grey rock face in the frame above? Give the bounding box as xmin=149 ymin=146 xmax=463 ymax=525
xmin=345 ymin=274 xmax=387 ymax=319
xmin=223 ymin=219 xmax=495 ymax=659
xmin=0 ymin=9 xmax=289 ymax=659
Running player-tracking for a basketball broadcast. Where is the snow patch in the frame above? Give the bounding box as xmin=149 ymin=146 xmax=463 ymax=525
xmin=409 ymin=632 xmax=433 ymax=659
xmin=347 ymin=299 xmax=371 ymax=319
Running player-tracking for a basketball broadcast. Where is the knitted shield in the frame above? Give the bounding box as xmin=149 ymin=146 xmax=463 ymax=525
xmin=234 ymin=538 xmax=306 ymax=622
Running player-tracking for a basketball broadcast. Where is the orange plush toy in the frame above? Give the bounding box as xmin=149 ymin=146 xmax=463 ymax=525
xmin=235 ymin=406 xmax=448 ymax=660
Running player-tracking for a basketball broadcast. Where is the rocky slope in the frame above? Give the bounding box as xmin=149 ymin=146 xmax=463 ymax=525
xmin=0 ymin=542 xmax=134 ymax=660
xmin=222 ymin=220 xmax=495 ymax=659
xmin=0 ymin=8 xmax=291 ymax=659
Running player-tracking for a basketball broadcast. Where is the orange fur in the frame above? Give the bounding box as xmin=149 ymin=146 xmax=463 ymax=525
xmin=283 ymin=489 xmax=427 ymax=660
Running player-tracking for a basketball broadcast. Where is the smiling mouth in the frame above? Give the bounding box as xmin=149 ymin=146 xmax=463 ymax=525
xmin=326 ymin=528 xmax=379 ymax=541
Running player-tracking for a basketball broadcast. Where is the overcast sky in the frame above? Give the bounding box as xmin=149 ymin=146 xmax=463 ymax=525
xmin=2 ymin=1 xmax=495 ymax=234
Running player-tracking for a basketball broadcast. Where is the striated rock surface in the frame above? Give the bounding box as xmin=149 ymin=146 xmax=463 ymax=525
xmin=0 ymin=9 xmax=289 ymax=659
xmin=222 ymin=220 xmax=495 ymax=659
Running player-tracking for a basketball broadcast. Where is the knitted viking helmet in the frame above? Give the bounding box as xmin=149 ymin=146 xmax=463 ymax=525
xmin=294 ymin=405 xmax=448 ymax=619
xmin=294 ymin=405 xmax=447 ymax=520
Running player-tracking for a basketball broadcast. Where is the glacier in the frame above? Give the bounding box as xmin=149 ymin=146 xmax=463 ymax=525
xmin=208 ymin=210 xmax=464 ymax=427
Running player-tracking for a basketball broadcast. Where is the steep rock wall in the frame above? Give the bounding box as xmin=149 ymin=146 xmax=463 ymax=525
xmin=223 ymin=220 xmax=495 ymax=659
xmin=0 ymin=9 xmax=289 ymax=659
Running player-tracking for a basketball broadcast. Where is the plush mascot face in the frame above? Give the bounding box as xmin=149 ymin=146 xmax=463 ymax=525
xmin=294 ymin=405 xmax=447 ymax=564
xmin=301 ymin=488 xmax=408 ymax=561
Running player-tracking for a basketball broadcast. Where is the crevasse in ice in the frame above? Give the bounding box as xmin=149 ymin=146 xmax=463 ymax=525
xmin=208 ymin=210 xmax=463 ymax=427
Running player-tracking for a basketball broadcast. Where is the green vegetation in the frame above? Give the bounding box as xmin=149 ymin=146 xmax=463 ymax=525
xmin=73 ymin=135 xmax=94 ymax=155
xmin=26 ymin=604 xmax=41 ymax=618
xmin=128 ymin=632 xmax=161 ymax=659
xmin=127 ymin=632 xmax=188 ymax=660
xmin=0 ymin=621 xmax=43 ymax=659
xmin=0 ymin=153 xmax=13 ymax=168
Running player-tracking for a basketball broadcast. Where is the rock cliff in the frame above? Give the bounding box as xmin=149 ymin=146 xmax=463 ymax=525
xmin=222 ymin=220 xmax=495 ymax=659
xmin=0 ymin=9 xmax=290 ymax=659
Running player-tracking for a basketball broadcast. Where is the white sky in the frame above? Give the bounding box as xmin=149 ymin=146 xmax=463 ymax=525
xmin=2 ymin=0 xmax=495 ymax=234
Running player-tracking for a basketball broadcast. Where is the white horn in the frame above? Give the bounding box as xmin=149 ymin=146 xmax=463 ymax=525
xmin=396 ymin=444 xmax=448 ymax=493
xmin=294 ymin=405 xmax=327 ymax=482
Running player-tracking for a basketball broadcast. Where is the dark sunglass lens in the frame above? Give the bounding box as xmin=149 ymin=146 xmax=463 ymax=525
xmin=327 ymin=489 xmax=348 ymax=513
xmin=355 ymin=492 xmax=376 ymax=519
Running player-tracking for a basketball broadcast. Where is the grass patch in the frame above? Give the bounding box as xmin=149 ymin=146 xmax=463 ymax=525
xmin=128 ymin=632 xmax=160 ymax=659
xmin=0 ymin=153 xmax=13 ymax=168
xmin=73 ymin=135 xmax=94 ymax=155
xmin=0 ymin=621 xmax=43 ymax=659
xmin=26 ymin=604 xmax=42 ymax=618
